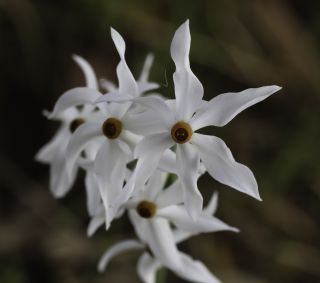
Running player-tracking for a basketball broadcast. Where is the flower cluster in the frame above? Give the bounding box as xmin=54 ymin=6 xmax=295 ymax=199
xmin=37 ymin=20 xmax=281 ymax=283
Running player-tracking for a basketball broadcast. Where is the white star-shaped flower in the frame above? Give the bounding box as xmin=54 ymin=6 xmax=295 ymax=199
xmin=97 ymin=20 xmax=281 ymax=219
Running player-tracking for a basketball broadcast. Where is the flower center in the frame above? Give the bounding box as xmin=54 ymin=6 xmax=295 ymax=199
xmin=171 ymin=121 xmax=193 ymax=144
xmin=102 ymin=117 xmax=122 ymax=139
xmin=69 ymin=118 xmax=86 ymax=133
xmin=136 ymin=200 xmax=157 ymax=218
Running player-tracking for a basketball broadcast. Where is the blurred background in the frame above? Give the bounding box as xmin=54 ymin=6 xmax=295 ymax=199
xmin=0 ymin=0 xmax=320 ymax=282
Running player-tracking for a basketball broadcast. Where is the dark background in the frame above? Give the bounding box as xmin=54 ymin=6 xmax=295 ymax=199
xmin=0 ymin=0 xmax=320 ymax=282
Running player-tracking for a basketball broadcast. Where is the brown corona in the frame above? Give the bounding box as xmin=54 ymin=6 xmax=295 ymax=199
xmin=171 ymin=121 xmax=193 ymax=144
xmin=102 ymin=117 xmax=123 ymax=139
xmin=136 ymin=200 xmax=157 ymax=218
xmin=69 ymin=118 xmax=86 ymax=133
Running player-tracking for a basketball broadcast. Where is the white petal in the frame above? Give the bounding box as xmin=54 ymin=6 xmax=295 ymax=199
xmin=94 ymin=140 xmax=128 ymax=229
xmin=137 ymin=82 xmax=159 ymax=94
xmin=157 ymin=205 xmax=239 ymax=234
xmin=176 ymin=143 xmax=203 ymax=219
xmin=139 ymin=53 xmax=154 ymax=82
xmin=116 ymin=61 xmax=138 ymax=98
xmin=135 ymin=132 xmax=173 ymax=158
xmin=99 ymin=78 xmax=117 ymax=92
xmin=144 ymin=170 xmax=167 ymax=201
xmin=170 ymin=20 xmax=204 ymax=120
xmin=172 ymin=251 xmax=221 ymax=283
xmin=84 ymin=171 xmax=101 ymax=217
xmin=144 ymin=218 xmax=182 ymax=270
xmin=35 ymin=125 xmax=69 ymax=163
xmin=72 ymin=55 xmax=98 ymax=89
xmin=49 ymin=87 xmax=101 ymax=119
xmin=65 ymin=123 xmax=102 ymax=181
xmin=192 ymin=134 xmax=261 ymax=200
xmin=204 ymin=191 xmax=218 ymax=216
xmin=87 ymin=209 xmax=104 ymax=237
xmin=123 ymin=111 xmax=169 ymax=136
xmin=158 ymin=148 xmax=177 ymax=174
xmin=97 ymin=239 xmax=144 ymax=272
xmin=155 ymin=181 xmax=183 ymax=207
xmin=126 ymin=133 xmax=173 ymax=196
xmin=49 ymin=152 xmax=77 ymax=198
xmin=137 ymin=253 xmax=162 ymax=283
xmin=191 ymin=85 xmax=282 ymax=129
xmin=110 ymin=27 xmax=126 ymax=59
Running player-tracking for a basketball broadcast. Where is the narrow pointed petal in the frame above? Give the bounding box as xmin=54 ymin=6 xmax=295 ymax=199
xmin=204 ymin=191 xmax=219 ymax=216
xmin=110 ymin=27 xmax=126 ymax=59
xmin=98 ymin=240 xmax=144 ymax=272
xmin=72 ymin=55 xmax=98 ymax=89
xmin=176 ymin=143 xmax=203 ymax=219
xmin=94 ymin=140 xmax=128 ymax=229
xmin=49 ymin=87 xmax=102 ymax=119
xmin=137 ymin=253 xmax=162 ymax=283
xmin=137 ymin=81 xmax=159 ymax=93
xmin=87 ymin=210 xmax=104 ymax=237
xmin=191 ymin=85 xmax=282 ymax=129
xmin=173 ymin=252 xmax=221 ymax=283
xmin=144 ymin=218 xmax=182 ymax=270
xmin=99 ymin=78 xmax=117 ymax=92
xmin=157 ymin=205 xmax=239 ymax=234
xmin=116 ymin=61 xmax=138 ymax=97
xmin=139 ymin=53 xmax=154 ymax=82
xmin=192 ymin=134 xmax=261 ymax=200
xmin=65 ymin=123 xmax=102 ymax=180
xmin=171 ymin=20 xmax=204 ymax=119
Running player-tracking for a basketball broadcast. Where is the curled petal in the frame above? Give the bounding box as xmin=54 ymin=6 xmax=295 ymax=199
xmin=72 ymin=55 xmax=98 ymax=89
xmin=192 ymin=134 xmax=261 ymax=200
xmin=35 ymin=125 xmax=69 ymax=163
xmin=49 ymin=87 xmax=102 ymax=119
xmin=171 ymin=20 xmax=204 ymax=120
xmin=191 ymin=85 xmax=282 ymax=129
xmin=144 ymin=218 xmax=182 ymax=270
xmin=94 ymin=140 xmax=128 ymax=229
xmin=65 ymin=123 xmax=102 ymax=181
xmin=111 ymin=28 xmax=126 ymax=59
xmin=116 ymin=61 xmax=138 ymax=98
xmin=98 ymin=239 xmax=144 ymax=272
xmin=176 ymin=143 xmax=203 ymax=219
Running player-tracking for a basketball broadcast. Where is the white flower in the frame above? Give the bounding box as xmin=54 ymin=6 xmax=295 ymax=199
xmin=97 ymin=20 xmax=282 ymax=219
xmin=98 ymin=180 xmax=235 ymax=283
xmin=35 ymin=55 xmax=101 ymax=199
xmin=62 ymin=28 xmax=174 ymax=229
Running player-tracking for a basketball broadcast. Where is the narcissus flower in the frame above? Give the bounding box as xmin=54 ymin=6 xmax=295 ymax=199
xmin=97 ymin=20 xmax=282 ymax=219
xmin=98 ymin=185 xmax=235 ymax=283
xmin=36 ymin=55 xmax=101 ymax=199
